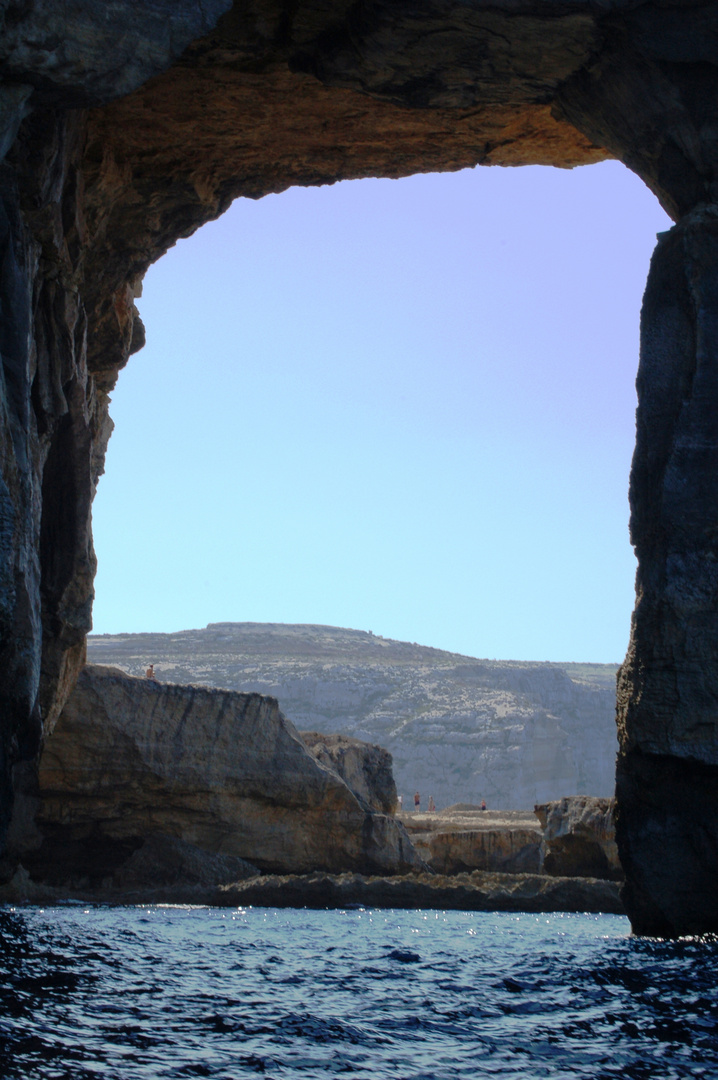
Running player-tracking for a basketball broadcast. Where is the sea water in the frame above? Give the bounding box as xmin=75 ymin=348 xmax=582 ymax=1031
xmin=1 ymin=905 xmax=717 ymax=1079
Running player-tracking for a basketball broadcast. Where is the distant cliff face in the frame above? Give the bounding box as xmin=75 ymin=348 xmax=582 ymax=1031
xmin=87 ymin=623 xmax=619 ymax=811
xmin=17 ymin=664 xmax=419 ymax=889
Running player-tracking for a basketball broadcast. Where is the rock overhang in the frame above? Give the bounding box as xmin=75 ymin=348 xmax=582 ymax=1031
xmin=4 ymin=0 xmax=718 ymax=933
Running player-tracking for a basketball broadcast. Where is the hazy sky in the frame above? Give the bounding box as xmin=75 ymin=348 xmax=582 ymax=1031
xmin=91 ymin=160 xmax=671 ymax=662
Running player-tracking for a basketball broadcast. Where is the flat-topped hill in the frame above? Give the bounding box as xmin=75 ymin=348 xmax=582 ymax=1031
xmin=87 ymin=623 xmax=619 ymax=811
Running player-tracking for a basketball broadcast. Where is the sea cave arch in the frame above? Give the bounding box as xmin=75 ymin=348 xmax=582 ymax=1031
xmin=91 ymin=162 xmax=658 ymax=665
xmin=3 ymin=0 xmax=718 ymax=935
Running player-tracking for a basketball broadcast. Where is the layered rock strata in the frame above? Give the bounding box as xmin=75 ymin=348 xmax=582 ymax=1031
xmin=400 ymin=807 xmax=543 ymax=876
xmin=14 ymin=665 xmax=420 ymax=890
xmin=87 ymin=623 xmax=620 ymax=812
xmin=535 ymin=797 xmax=621 ymax=882
xmin=2 ymin=1 xmax=718 ymax=932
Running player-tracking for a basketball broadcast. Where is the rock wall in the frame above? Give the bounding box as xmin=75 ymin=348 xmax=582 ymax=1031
xmin=15 ymin=665 xmax=419 ymax=888
xmin=401 ymin=809 xmax=543 ymax=876
xmin=300 ymin=731 xmax=397 ymax=815
xmin=3 ymin=1 xmax=718 ymax=931
xmin=400 ymin=798 xmax=621 ymax=880
xmin=615 ymin=209 xmax=718 ymax=934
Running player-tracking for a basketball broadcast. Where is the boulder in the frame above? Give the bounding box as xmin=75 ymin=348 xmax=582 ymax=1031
xmin=300 ymin=731 xmax=397 ymax=814
xmin=20 ymin=665 xmax=421 ymax=892
xmin=535 ymin=796 xmax=622 ymax=881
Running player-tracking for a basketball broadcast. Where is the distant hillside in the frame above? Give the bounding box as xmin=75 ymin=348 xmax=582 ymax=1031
xmin=87 ymin=623 xmax=619 ymax=811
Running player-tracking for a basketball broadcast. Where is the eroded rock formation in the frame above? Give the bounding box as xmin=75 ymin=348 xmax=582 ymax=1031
xmin=13 ymin=665 xmax=420 ymax=890
xmin=300 ymin=731 xmax=398 ymax=815
xmin=3 ymin=0 xmax=718 ymax=932
xmin=535 ymin=796 xmax=621 ymax=882
xmin=87 ymin=623 xmax=619 ymax=812
xmin=400 ymin=806 xmax=543 ymax=875
xmin=215 ymin=870 xmax=624 ymax=915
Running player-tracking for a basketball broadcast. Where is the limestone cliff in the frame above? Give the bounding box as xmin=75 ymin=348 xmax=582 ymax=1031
xmin=300 ymin=731 xmax=397 ymax=815
xmin=17 ymin=664 xmax=420 ymax=889
xmin=87 ymin=623 xmax=619 ymax=812
xmin=3 ymin=0 xmax=718 ymax=933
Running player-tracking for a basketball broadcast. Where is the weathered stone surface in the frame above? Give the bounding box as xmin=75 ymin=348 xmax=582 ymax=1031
xmin=215 ymin=870 xmax=624 ymax=915
xmin=535 ymin=796 xmax=621 ymax=881
xmin=556 ymin=6 xmax=718 ymax=220
xmin=0 ymin=1 xmax=233 ymax=110
xmin=3 ymin=0 xmax=718 ymax=932
xmin=18 ymin=665 xmax=421 ymax=885
xmin=400 ymin=807 xmax=542 ymax=875
xmin=300 ymin=731 xmax=397 ymax=815
xmin=616 ymin=207 xmax=718 ymax=935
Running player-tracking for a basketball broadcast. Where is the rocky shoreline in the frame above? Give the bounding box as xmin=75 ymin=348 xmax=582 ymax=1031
xmin=0 ymin=866 xmax=624 ymax=915
xmin=2 ymin=666 xmax=625 ymax=915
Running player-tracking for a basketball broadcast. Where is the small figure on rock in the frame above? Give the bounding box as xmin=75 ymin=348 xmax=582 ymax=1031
xmin=428 ymin=795 xmax=436 ymax=813
xmin=414 ymin=791 xmax=420 ymax=812
xmin=146 ymin=664 xmax=156 ymax=679
xmin=397 ymin=794 xmax=403 ymax=812
xmin=481 ymin=799 xmax=487 ymax=811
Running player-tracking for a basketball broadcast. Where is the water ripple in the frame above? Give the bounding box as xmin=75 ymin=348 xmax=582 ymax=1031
xmin=2 ymin=906 xmax=718 ymax=1078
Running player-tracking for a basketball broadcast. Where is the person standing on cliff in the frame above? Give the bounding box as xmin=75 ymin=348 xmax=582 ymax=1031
xmin=428 ymin=795 xmax=436 ymax=813
xmin=414 ymin=791 xmax=420 ymax=812
xmin=146 ymin=664 xmax=156 ymax=679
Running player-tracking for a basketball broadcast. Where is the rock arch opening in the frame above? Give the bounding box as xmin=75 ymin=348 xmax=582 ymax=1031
xmin=91 ymin=162 xmax=667 ymax=664
xmin=4 ymin=0 xmax=718 ymax=934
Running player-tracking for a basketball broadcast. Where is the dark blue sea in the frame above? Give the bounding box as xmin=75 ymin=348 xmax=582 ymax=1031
xmin=2 ymin=905 xmax=718 ymax=1079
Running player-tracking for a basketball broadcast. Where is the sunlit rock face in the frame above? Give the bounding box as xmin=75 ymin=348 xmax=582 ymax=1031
xmin=17 ymin=665 xmax=419 ymax=887
xmin=401 ymin=807 xmax=543 ymax=876
xmin=300 ymin=731 xmax=398 ymax=816
xmin=86 ymin=623 xmax=619 ymax=812
xmin=3 ymin=0 xmax=718 ymax=931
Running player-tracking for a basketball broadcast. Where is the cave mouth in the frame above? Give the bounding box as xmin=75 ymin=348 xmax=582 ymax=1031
xmin=91 ymin=161 xmax=669 ymax=665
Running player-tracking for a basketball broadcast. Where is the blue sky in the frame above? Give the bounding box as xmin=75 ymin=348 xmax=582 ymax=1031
xmin=91 ymin=160 xmax=671 ymax=662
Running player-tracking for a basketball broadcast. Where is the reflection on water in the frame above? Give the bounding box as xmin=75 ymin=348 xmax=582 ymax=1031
xmin=1 ymin=905 xmax=717 ymax=1078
